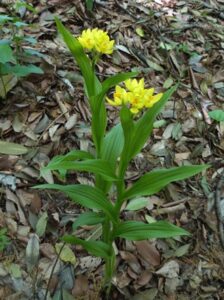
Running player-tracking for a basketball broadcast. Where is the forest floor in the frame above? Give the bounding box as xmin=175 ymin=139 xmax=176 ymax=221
xmin=0 ymin=0 xmax=224 ymax=299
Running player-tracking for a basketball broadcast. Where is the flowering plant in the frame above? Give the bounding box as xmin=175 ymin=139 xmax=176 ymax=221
xmin=35 ymin=18 xmax=208 ymax=293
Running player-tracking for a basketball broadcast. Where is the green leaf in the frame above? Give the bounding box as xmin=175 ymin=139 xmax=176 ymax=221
xmin=92 ymin=71 xmax=137 ymax=132
xmin=118 ymin=86 xmax=176 ymax=170
xmin=101 ymin=124 xmax=124 ymax=167
xmin=55 ymin=17 xmax=101 ymax=98
xmin=72 ymin=212 xmax=105 ymax=230
xmin=36 ymin=212 xmax=48 ymax=237
xmin=85 ymin=0 xmax=94 ymax=11
xmin=62 ymin=235 xmax=110 ymax=259
xmin=101 ymin=72 xmax=138 ymax=98
xmin=124 ymin=165 xmax=209 ymax=200
xmin=125 ymin=197 xmax=149 ymax=211
xmin=0 ymin=74 xmax=18 ymax=98
xmin=47 ymin=150 xmax=94 ymax=166
xmin=208 ymin=109 xmax=224 ymax=122
xmin=91 ymin=100 xmax=107 ymax=155
xmin=43 ymin=159 xmax=117 ymax=181
xmin=6 ymin=64 xmax=43 ymax=77
xmin=0 ymin=141 xmax=28 ymax=155
xmin=119 ymin=106 xmax=135 ymax=174
xmin=130 ymin=85 xmax=177 ymax=160
xmin=0 ymin=15 xmax=13 ymax=23
xmin=34 ymin=184 xmax=116 ymax=222
xmin=0 ymin=44 xmax=16 ymax=64
xmin=113 ymin=220 xmax=190 ymax=240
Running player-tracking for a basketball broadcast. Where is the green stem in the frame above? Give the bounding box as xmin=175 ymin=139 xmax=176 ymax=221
xmin=102 ymin=218 xmax=110 ymax=243
xmin=104 ymin=234 xmax=116 ymax=296
xmin=0 ymin=65 xmax=7 ymax=98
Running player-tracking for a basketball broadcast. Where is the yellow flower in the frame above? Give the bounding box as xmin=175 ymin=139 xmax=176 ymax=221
xmin=143 ymin=88 xmax=163 ymax=108
xmin=128 ymin=91 xmax=145 ymax=114
xmin=106 ymin=86 xmax=128 ymax=106
xmin=93 ymin=29 xmax=114 ymax=54
xmin=78 ymin=29 xmax=95 ymax=50
xmin=78 ymin=28 xmax=114 ymax=54
xmin=107 ymin=78 xmax=164 ymax=115
xmin=125 ymin=78 xmax=145 ymax=92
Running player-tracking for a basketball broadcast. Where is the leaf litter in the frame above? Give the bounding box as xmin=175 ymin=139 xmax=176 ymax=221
xmin=0 ymin=0 xmax=224 ymax=299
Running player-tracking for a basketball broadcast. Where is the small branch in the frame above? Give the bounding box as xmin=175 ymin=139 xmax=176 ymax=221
xmin=44 ymin=242 xmax=66 ymax=300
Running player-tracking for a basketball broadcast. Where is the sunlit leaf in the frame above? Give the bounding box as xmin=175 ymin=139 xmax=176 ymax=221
xmin=208 ymin=109 xmax=224 ymax=122
xmin=0 ymin=141 xmax=28 ymax=155
xmin=123 ymin=165 xmax=209 ymax=200
xmin=34 ymin=184 xmax=116 ymax=222
xmin=55 ymin=243 xmax=76 ymax=265
xmin=114 ymin=221 xmax=190 ymax=240
xmin=43 ymin=159 xmax=117 ymax=181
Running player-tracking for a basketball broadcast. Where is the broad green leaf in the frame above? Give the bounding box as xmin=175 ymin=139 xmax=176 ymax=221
xmin=55 ymin=243 xmax=76 ymax=264
xmin=0 ymin=141 xmax=28 ymax=155
xmin=47 ymin=150 xmax=94 ymax=166
xmin=101 ymin=124 xmax=124 ymax=167
xmin=208 ymin=109 xmax=224 ymax=122
xmin=43 ymin=159 xmax=117 ymax=181
xmin=124 ymin=165 xmax=209 ymax=200
xmin=55 ymin=17 xmax=101 ymax=98
xmin=72 ymin=211 xmax=105 ymax=230
xmin=0 ymin=44 xmax=16 ymax=64
xmin=119 ymin=106 xmax=135 ymax=176
xmin=91 ymin=101 xmax=107 ymax=155
xmin=62 ymin=235 xmax=110 ymax=259
xmin=0 ymin=15 xmax=13 ymax=23
xmin=5 ymin=64 xmax=43 ymax=77
xmin=101 ymin=72 xmax=138 ymax=98
xmin=92 ymin=72 xmax=137 ymax=143
xmin=118 ymin=86 xmax=176 ymax=170
xmin=113 ymin=220 xmax=190 ymax=240
xmin=130 ymin=85 xmax=177 ymax=160
xmin=0 ymin=74 xmax=17 ymax=98
xmin=34 ymin=184 xmax=116 ymax=222
xmin=35 ymin=212 xmax=48 ymax=237
xmin=125 ymin=197 xmax=149 ymax=211
xmin=85 ymin=0 xmax=94 ymax=11
xmin=95 ymin=124 xmax=124 ymax=193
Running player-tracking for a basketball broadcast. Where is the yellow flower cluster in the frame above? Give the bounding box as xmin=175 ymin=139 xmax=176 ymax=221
xmin=107 ymin=78 xmax=163 ymax=114
xmin=78 ymin=28 xmax=114 ymax=55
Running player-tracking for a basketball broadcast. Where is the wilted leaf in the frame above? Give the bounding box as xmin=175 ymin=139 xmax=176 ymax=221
xmin=0 ymin=141 xmax=28 ymax=155
xmin=136 ymin=27 xmax=144 ymax=37
xmin=36 ymin=212 xmax=48 ymax=237
xmin=0 ymin=74 xmax=18 ymax=98
xmin=55 ymin=243 xmax=76 ymax=265
xmin=26 ymin=234 xmax=39 ymax=271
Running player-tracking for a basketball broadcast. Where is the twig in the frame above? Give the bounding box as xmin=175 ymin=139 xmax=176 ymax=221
xmin=215 ymin=170 xmax=224 ymax=248
xmin=44 ymin=242 xmax=66 ymax=300
xmin=55 ymin=92 xmax=70 ymax=121
xmin=35 ymin=110 xmax=69 ymax=145
xmin=154 ymin=203 xmax=186 ymax=215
